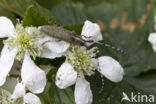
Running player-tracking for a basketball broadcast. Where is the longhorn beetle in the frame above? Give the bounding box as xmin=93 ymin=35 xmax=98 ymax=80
xmin=40 ymin=25 xmax=126 ymax=54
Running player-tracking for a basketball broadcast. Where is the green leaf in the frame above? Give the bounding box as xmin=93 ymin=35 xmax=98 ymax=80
xmin=126 ymin=70 xmax=156 ymax=95
xmin=51 ymin=2 xmax=87 ymax=25
xmin=88 ymin=71 xmax=156 ymax=104
xmin=23 ymin=1 xmax=84 ymax=35
xmin=39 ymin=82 xmax=75 ymax=104
xmin=64 ymin=24 xmax=83 ymax=35
xmin=22 ymin=1 xmax=57 ymax=26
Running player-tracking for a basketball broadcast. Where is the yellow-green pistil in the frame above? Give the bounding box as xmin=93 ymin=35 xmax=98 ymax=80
xmin=66 ymin=45 xmax=98 ymax=76
xmin=4 ymin=24 xmax=43 ymax=61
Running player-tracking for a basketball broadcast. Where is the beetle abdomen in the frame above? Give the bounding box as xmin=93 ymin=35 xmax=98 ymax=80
xmin=40 ymin=25 xmax=87 ymax=47
xmin=40 ymin=25 xmax=74 ymax=42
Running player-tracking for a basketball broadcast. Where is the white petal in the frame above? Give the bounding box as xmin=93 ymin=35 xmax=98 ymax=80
xmin=24 ymin=93 xmax=41 ymax=104
xmin=0 ymin=45 xmax=17 ymax=86
xmin=56 ymin=63 xmax=77 ymax=89
xmin=37 ymin=33 xmax=53 ymax=45
xmin=41 ymin=49 xmax=64 ymax=59
xmin=98 ymin=56 xmax=124 ymax=82
xmin=75 ymin=71 xmax=93 ymax=104
xmin=37 ymin=35 xmax=64 ymax=59
xmin=81 ymin=20 xmax=103 ymax=43
xmin=0 ymin=16 xmax=15 ymax=38
xmin=11 ymin=83 xmax=26 ymax=99
xmin=21 ymin=54 xmax=46 ymax=94
xmin=46 ymin=40 xmax=70 ymax=54
xmin=39 ymin=34 xmax=70 ymax=59
xmin=25 ymin=27 xmax=38 ymax=33
xmin=148 ymin=33 xmax=156 ymax=52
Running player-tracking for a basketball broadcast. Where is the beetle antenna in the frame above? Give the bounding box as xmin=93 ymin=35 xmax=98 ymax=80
xmin=84 ymin=39 xmax=126 ymax=55
xmin=96 ymin=41 xmax=127 ymax=55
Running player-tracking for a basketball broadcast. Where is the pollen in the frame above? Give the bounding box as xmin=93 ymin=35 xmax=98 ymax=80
xmin=4 ymin=23 xmax=43 ymax=61
xmin=66 ymin=45 xmax=98 ymax=76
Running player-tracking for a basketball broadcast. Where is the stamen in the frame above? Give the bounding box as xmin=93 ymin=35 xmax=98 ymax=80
xmin=4 ymin=23 xmax=43 ymax=61
xmin=66 ymin=45 xmax=98 ymax=76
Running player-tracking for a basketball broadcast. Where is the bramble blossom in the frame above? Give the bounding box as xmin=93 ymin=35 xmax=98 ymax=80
xmin=55 ymin=20 xmax=124 ymax=104
xmin=0 ymin=16 xmax=70 ymax=104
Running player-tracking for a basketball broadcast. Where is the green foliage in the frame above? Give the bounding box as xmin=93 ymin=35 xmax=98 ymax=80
xmin=51 ymin=2 xmax=87 ymax=25
xmin=22 ymin=1 xmax=57 ymax=26
xmin=39 ymin=82 xmax=75 ymax=104
xmin=87 ymin=70 xmax=156 ymax=104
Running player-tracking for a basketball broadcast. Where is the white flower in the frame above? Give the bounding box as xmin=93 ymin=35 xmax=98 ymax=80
xmin=1 ymin=78 xmax=41 ymax=104
xmin=148 ymin=33 xmax=156 ymax=52
xmin=56 ymin=20 xmax=124 ymax=104
xmin=0 ymin=17 xmax=42 ymax=103
xmin=12 ymin=83 xmax=42 ymax=104
xmin=0 ymin=17 xmax=70 ymax=103
xmin=1 ymin=61 xmax=41 ymax=104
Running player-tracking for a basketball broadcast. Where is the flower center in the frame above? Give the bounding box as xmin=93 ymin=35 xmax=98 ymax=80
xmin=16 ymin=33 xmax=32 ymax=48
xmin=4 ymin=23 xmax=43 ymax=61
xmin=66 ymin=45 xmax=98 ymax=76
